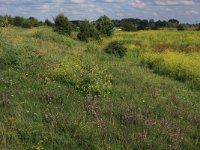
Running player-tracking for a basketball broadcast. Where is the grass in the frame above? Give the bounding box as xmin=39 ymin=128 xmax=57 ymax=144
xmin=0 ymin=26 xmax=200 ymax=149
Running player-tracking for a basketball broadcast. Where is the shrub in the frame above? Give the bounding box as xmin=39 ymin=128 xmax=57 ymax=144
xmin=96 ymin=15 xmax=114 ymax=36
xmin=21 ymin=19 xmax=32 ymax=28
xmin=54 ymin=14 xmax=72 ymax=36
xmin=45 ymin=19 xmax=53 ymax=27
xmin=105 ymin=41 xmax=127 ymax=58
xmin=50 ymin=63 xmax=112 ymax=97
xmin=0 ymin=16 xmax=9 ymax=27
xmin=177 ymin=24 xmax=185 ymax=31
xmin=13 ymin=16 xmax=25 ymax=26
xmin=28 ymin=17 xmax=39 ymax=27
xmin=122 ymin=22 xmax=137 ymax=32
xmin=77 ymin=20 xmax=100 ymax=42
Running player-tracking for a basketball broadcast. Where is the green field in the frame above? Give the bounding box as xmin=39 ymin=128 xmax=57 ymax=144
xmin=0 ymin=27 xmax=200 ymax=149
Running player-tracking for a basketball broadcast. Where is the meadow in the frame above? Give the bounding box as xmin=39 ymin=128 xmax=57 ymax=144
xmin=0 ymin=26 xmax=200 ymax=149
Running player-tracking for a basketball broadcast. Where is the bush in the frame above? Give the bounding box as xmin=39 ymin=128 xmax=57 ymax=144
xmin=54 ymin=14 xmax=72 ymax=36
xmin=96 ymin=15 xmax=114 ymax=36
xmin=122 ymin=22 xmax=137 ymax=32
xmin=13 ymin=16 xmax=25 ymax=26
xmin=21 ymin=19 xmax=32 ymax=28
xmin=50 ymin=63 xmax=112 ymax=97
xmin=28 ymin=17 xmax=39 ymax=27
xmin=0 ymin=16 xmax=9 ymax=27
xmin=105 ymin=41 xmax=127 ymax=58
xmin=45 ymin=19 xmax=53 ymax=27
xmin=177 ymin=24 xmax=185 ymax=31
xmin=77 ymin=20 xmax=100 ymax=42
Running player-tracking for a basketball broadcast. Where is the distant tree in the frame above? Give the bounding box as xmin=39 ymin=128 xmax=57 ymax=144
xmin=21 ymin=19 xmax=32 ymax=28
xmin=177 ymin=24 xmax=185 ymax=31
xmin=77 ymin=20 xmax=100 ymax=42
xmin=122 ymin=22 xmax=137 ymax=31
xmin=112 ymin=20 xmax=121 ymax=27
xmin=96 ymin=15 xmax=114 ymax=36
xmin=13 ymin=16 xmax=25 ymax=26
xmin=168 ymin=19 xmax=179 ymax=27
xmin=45 ymin=19 xmax=53 ymax=27
xmin=54 ymin=14 xmax=72 ymax=36
xmin=28 ymin=17 xmax=39 ymax=27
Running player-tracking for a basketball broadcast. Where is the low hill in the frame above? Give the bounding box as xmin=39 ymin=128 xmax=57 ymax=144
xmin=0 ymin=26 xmax=200 ymax=149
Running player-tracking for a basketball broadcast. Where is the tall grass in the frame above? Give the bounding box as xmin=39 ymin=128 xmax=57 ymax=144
xmin=141 ymin=51 xmax=200 ymax=89
xmin=0 ymin=27 xmax=200 ymax=149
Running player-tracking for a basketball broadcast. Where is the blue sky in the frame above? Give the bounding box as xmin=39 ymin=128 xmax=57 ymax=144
xmin=0 ymin=0 xmax=199 ymax=23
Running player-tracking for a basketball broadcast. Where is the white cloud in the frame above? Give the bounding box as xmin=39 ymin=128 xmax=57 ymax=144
xmin=155 ymin=0 xmax=195 ymax=5
xmin=130 ymin=0 xmax=146 ymax=8
xmin=185 ymin=10 xmax=198 ymax=15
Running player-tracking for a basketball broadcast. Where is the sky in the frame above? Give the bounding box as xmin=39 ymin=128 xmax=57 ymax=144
xmin=0 ymin=0 xmax=199 ymax=23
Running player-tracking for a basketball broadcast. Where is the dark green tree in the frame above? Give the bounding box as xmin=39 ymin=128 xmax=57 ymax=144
xmin=13 ymin=16 xmax=25 ymax=26
xmin=96 ymin=15 xmax=114 ymax=36
xmin=122 ymin=22 xmax=137 ymax=31
xmin=77 ymin=20 xmax=100 ymax=42
xmin=54 ymin=14 xmax=72 ymax=36
xmin=45 ymin=19 xmax=53 ymax=27
xmin=21 ymin=19 xmax=32 ymax=28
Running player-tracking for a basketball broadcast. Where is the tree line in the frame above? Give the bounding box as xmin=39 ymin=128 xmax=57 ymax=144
xmin=1 ymin=14 xmax=200 ymax=42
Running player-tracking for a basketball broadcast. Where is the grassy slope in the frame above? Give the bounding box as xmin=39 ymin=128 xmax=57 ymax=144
xmin=0 ymin=27 xmax=200 ymax=149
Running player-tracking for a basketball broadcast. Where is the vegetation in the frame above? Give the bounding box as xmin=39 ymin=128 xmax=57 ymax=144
xmin=54 ymin=14 xmax=72 ymax=36
xmin=0 ymin=16 xmax=200 ymax=149
xmin=0 ymin=16 xmax=9 ymax=27
xmin=77 ymin=20 xmax=100 ymax=42
xmin=105 ymin=41 xmax=127 ymax=58
xmin=96 ymin=15 xmax=114 ymax=36
xmin=122 ymin=22 xmax=137 ymax=31
xmin=177 ymin=24 xmax=185 ymax=31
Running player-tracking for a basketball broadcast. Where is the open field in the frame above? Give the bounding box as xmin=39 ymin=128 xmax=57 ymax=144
xmin=0 ymin=26 xmax=200 ymax=149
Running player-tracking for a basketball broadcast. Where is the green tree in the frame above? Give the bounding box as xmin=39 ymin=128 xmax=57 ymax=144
xmin=96 ymin=15 xmax=114 ymax=36
xmin=21 ymin=19 xmax=32 ymax=28
xmin=77 ymin=20 xmax=100 ymax=42
xmin=13 ymin=16 xmax=25 ymax=26
xmin=45 ymin=19 xmax=53 ymax=27
xmin=54 ymin=14 xmax=72 ymax=36
xmin=122 ymin=22 xmax=137 ymax=31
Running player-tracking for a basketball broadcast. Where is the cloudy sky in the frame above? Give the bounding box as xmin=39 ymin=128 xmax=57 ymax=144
xmin=0 ymin=0 xmax=199 ymax=23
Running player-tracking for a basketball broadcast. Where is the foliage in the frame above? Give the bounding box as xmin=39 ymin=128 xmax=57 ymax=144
xmin=0 ymin=16 xmax=9 ymax=27
xmin=45 ymin=19 xmax=53 ymax=27
xmin=54 ymin=14 xmax=72 ymax=36
xmin=177 ymin=24 xmax=185 ymax=31
xmin=13 ymin=16 xmax=25 ymax=26
xmin=77 ymin=20 xmax=100 ymax=42
xmin=122 ymin=22 xmax=137 ymax=31
xmin=21 ymin=19 xmax=33 ymax=28
xmin=96 ymin=15 xmax=114 ymax=36
xmin=105 ymin=41 xmax=127 ymax=58
xmin=51 ymin=62 xmax=112 ymax=97
xmin=0 ymin=26 xmax=200 ymax=150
